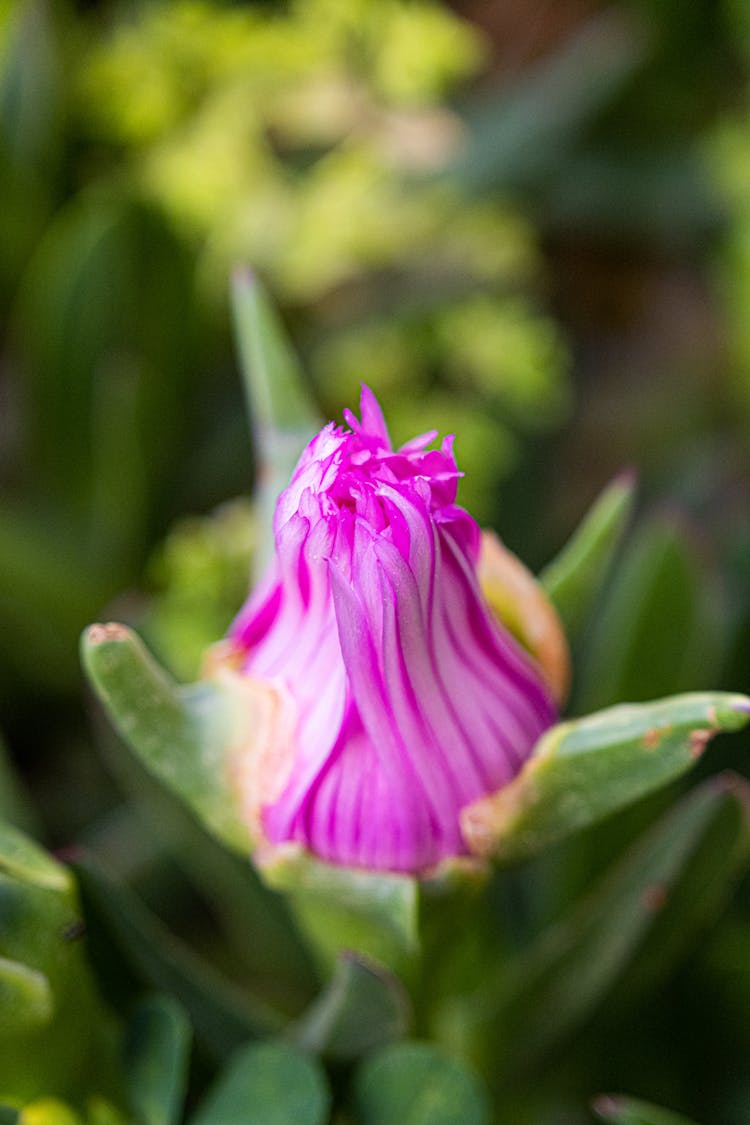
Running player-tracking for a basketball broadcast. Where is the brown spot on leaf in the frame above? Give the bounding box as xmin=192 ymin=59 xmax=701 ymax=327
xmin=642 ymin=883 xmax=668 ymax=912
xmin=591 ymin=1095 xmax=624 ymax=1118
xmin=642 ymin=728 xmax=662 ymax=750
xmin=87 ymin=622 xmax=129 ymax=644
xmin=689 ymin=729 xmax=714 ymax=759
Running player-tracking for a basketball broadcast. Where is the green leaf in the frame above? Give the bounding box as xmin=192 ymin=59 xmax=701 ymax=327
xmin=0 ymin=823 xmax=119 ymax=1100
xmin=592 ymin=1094 xmax=701 ymax=1125
xmin=80 ymin=623 xmax=252 ymax=856
xmin=477 ymin=776 xmax=750 ymax=1076
xmin=0 ymin=957 xmax=53 ymax=1032
xmin=231 ymin=269 xmax=321 ymax=576
xmin=292 ymin=951 xmax=410 ymax=1060
xmin=123 ymin=996 xmax=191 ymax=1125
xmin=353 ymin=1042 xmax=491 ymax=1125
xmin=461 ymin=692 xmax=750 ymax=864
xmin=576 ymin=517 xmax=721 ymax=711
xmin=72 ymin=853 xmax=283 ymax=1059
xmin=259 ymin=847 xmax=418 ymax=974
xmin=0 ymin=818 xmax=69 ymax=893
xmin=539 ymin=471 xmax=636 ymax=639
xmin=189 ymin=1041 xmax=330 ymax=1125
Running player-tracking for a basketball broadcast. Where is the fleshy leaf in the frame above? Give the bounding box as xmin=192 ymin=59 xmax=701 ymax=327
xmin=472 ymin=775 xmax=750 ymax=1076
xmin=123 ymin=996 xmax=191 ymax=1125
xmin=0 ymin=822 xmax=117 ymax=1100
xmin=461 ymin=692 xmax=750 ymax=863
xmin=575 ymin=516 xmax=720 ymax=711
xmin=0 ymin=819 xmax=69 ymax=892
xmin=189 ymin=1041 xmax=330 ymax=1125
xmin=353 ymin=1042 xmax=491 ymax=1125
xmin=231 ymin=268 xmax=321 ymax=577
xmin=258 ymin=846 xmax=418 ymax=973
xmin=539 ymin=471 xmax=636 ymax=640
xmin=81 ymin=623 xmax=251 ymax=855
xmin=291 ymin=951 xmax=410 ymax=1060
xmin=72 ymin=852 xmax=283 ymax=1058
xmin=0 ymin=958 xmax=53 ymax=1033
xmin=592 ymin=1094 xmax=701 ymax=1125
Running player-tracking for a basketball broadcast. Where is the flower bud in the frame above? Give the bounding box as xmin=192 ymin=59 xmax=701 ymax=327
xmin=224 ymin=387 xmax=561 ymax=873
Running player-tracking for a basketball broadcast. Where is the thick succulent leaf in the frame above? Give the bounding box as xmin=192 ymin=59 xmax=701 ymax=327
xmin=0 ymin=819 xmax=69 ymax=892
xmin=477 ymin=775 xmax=750 ymax=1075
xmin=353 ymin=1042 xmax=491 ymax=1125
xmin=592 ymin=1095 xmax=700 ymax=1125
xmin=291 ymin=951 xmax=410 ymax=1060
xmin=461 ymin=692 xmax=750 ymax=863
xmin=539 ymin=471 xmax=636 ymax=639
xmin=0 ymin=958 xmax=52 ymax=1032
xmin=0 ymin=823 xmax=117 ymax=1100
xmin=72 ymin=853 xmax=283 ymax=1059
xmin=576 ymin=517 xmax=721 ymax=711
xmin=231 ymin=269 xmax=320 ymax=577
xmin=123 ymin=996 xmax=191 ymax=1125
xmin=81 ymin=623 xmax=251 ymax=855
xmin=259 ymin=846 xmax=418 ymax=973
xmin=189 ymin=1041 xmax=330 ymax=1125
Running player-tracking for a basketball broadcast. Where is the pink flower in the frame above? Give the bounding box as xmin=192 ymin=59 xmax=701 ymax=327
xmin=226 ymin=387 xmax=558 ymax=874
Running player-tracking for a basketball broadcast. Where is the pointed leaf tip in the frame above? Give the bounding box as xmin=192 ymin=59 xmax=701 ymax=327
xmin=592 ymin=1094 xmax=700 ymax=1124
xmin=540 ymin=471 xmax=637 ymax=639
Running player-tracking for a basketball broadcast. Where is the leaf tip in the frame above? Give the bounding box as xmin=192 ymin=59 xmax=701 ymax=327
xmin=84 ymin=621 xmax=131 ymax=647
xmin=591 ymin=1094 xmax=624 ymax=1120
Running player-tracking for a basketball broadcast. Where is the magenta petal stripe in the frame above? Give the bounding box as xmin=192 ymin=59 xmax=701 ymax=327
xmin=230 ymin=386 xmax=558 ymax=873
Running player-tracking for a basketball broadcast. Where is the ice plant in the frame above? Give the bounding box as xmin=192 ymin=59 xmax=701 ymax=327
xmin=223 ymin=386 xmax=559 ymax=874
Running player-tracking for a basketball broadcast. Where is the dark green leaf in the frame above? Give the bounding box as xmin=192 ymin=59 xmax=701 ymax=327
xmin=189 ymin=1041 xmax=330 ymax=1125
xmin=124 ymin=995 xmax=191 ymax=1125
xmin=353 ymin=1042 xmax=490 ymax=1125
xmin=476 ymin=776 xmax=750 ymax=1076
xmin=292 ymin=951 xmax=410 ymax=1060
xmin=539 ymin=471 xmax=636 ymax=640
xmin=72 ymin=853 xmax=283 ymax=1059
xmin=576 ymin=517 xmax=721 ymax=711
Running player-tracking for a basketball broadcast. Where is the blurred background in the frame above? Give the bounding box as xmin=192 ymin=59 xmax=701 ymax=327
xmin=3 ymin=0 xmax=750 ymax=1118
